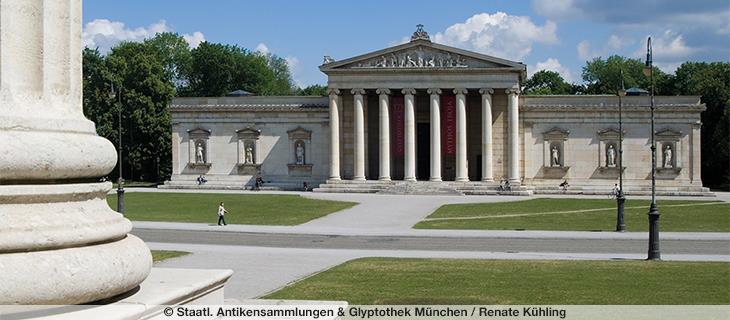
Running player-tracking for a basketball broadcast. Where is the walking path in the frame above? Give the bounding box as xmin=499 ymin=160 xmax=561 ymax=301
xmin=128 ymin=188 xmax=730 ymax=301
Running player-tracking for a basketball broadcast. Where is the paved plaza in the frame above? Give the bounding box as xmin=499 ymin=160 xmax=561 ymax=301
xmin=128 ymin=188 xmax=730 ymax=301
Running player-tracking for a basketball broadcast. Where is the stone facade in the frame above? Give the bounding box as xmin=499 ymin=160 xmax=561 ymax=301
xmin=165 ymin=27 xmax=707 ymax=195
xmin=164 ymin=96 xmax=330 ymax=189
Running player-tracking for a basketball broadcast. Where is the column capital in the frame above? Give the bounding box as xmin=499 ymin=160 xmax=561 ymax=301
xmin=479 ymin=88 xmax=494 ymax=95
xmin=505 ymin=88 xmax=521 ymax=95
xmin=453 ymin=88 xmax=468 ymax=95
xmin=427 ymin=88 xmax=442 ymax=95
xmin=402 ymin=88 xmax=417 ymax=95
xmin=376 ymin=88 xmax=391 ymax=95
xmin=351 ymin=88 xmax=366 ymax=95
xmin=327 ymin=88 xmax=340 ymax=96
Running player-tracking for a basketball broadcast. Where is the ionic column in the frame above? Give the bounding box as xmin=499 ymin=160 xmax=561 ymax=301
xmin=328 ymin=88 xmax=341 ymax=180
xmin=352 ymin=88 xmax=366 ymax=180
xmin=377 ymin=88 xmax=391 ymax=180
xmin=428 ymin=88 xmax=442 ymax=181
xmin=480 ymin=88 xmax=494 ymax=181
xmin=402 ymin=88 xmax=417 ymax=182
xmin=507 ymin=88 xmax=520 ymax=183
xmin=0 ymin=0 xmax=152 ymax=304
xmin=454 ymin=88 xmax=469 ymax=182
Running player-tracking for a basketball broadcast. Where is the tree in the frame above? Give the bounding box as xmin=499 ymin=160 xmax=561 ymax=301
xmin=581 ymin=55 xmax=670 ymax=95
xmin=181 ymin=43 xmax=295 ymax=96
xmin=296 ymin=84 xmax=328 ymax=96
xmin=671 ymin=62 xmax=730 ymax=188
xmin=524 ymin=70 xmax=573 ymax=95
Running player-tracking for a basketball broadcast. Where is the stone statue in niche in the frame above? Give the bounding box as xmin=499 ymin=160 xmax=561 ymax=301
xmin=295 ymin=141 xmax=305 ymax=165
xmin=195 ymin=141 xmax=205 ymax=164
xmin=663 ymin=145 xmax=673 ymax=168
xmin=551 ymin=145 xmax=561 ymax=167
xmin=607 ymin=144 xmax=616 ymax=167
xmin=244 ymin=144 xmax=254 ymax=164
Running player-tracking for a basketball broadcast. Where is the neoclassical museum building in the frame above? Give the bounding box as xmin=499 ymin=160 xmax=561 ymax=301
xmin=163 ymin=26 xmax=709 ymax=195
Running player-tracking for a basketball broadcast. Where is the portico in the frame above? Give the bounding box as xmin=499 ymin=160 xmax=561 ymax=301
xmin=320 ymin=26 xmax=525 ymax=184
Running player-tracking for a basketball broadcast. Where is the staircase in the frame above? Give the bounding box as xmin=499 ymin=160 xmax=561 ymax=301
xmin=313 ymin=180 xmax=533 ymax=196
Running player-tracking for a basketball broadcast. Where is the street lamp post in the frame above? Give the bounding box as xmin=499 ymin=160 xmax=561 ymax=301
xmin=644 ymin=37 xmax=660 ymax=260
xmin=110 ymin=83 xmax=125 ymax=215
xmin=616 ymin=73 xmax=626 ymax=232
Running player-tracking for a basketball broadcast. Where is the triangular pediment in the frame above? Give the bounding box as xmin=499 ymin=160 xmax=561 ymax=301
xmin=320 ymin=39 xmax=525 ymax=72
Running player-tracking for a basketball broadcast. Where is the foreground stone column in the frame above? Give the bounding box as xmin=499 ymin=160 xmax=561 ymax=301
xmin=454 ymin=88 xmax=469 ymax=182
xmin=507 ymin=88 xmax=521 ymax=183
xmin=428 ymin=88 xmax=442 ymax=181
xmin=377 ymin=88 xmax=391 ymax=180
xmin=328 ymin=88 xmax=341 ymax=180
xmin=352 ymin=88 xmax=366 ymax=180
xmin=0 ymin=0 xmax=152 ymax=304
xmin=403 ymin=88 xmax=417 ymax=182
xmin=480 ymin=88 xmax=494 ymax=182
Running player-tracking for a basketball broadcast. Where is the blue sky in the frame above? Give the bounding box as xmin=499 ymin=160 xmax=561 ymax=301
xmin=83 ymin=0 xmax=729 ymax=87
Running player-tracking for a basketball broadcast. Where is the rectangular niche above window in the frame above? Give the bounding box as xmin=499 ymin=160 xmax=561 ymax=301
xmin=541 ymin=127 xmax=570 ymax=178
xmin=287 ymin=127 xmax=313 ymax=176
xmin=596 ymin=128 xmax=626 ymax=178
xmin=656 ymin=128 xmax=682 ymax=176
xmin=237 ymin=127 xmax=262 ymax=175
xmin=188 ymin=128 xmax=212 ymax=170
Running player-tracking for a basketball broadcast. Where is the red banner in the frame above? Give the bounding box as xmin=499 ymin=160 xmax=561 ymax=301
xmin=391 ymin=96 xmax=405 ymax=156
xmin=441 ymin=95 xmax=456 ymax=156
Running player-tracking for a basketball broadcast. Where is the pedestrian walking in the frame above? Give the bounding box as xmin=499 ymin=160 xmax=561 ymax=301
xmin=217 ymin=202 xmax=228 ymax=226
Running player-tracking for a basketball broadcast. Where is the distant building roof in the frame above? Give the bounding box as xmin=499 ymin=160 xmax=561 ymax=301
xmin=226 ymin=89 xmax=253 ymax=97
xmin=625 ymin=87 xmax=649 ymax=96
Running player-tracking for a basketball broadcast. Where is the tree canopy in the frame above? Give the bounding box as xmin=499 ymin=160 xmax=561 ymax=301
xmin=523 ymin=70 xmax=575 ymax=95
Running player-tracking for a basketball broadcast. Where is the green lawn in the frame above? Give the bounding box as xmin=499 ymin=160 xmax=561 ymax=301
xmin=414 ymin=198 xmax=730 ymax=231
xmin=151 ymin=250 xmax=190 ymax=263
xmin=264 ymin=258 xmax=730 ymax=304
xmin=108 ymin=193 xmax=356 ymax=225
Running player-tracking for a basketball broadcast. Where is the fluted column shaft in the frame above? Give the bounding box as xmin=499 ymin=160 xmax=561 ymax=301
xmin=454 ymin=88 xmax=468 ymax=182
xmin=352 ymin=88 xmax=366 ymax=180
xmin=480 ymin=88 xmax=494 ymax=181
xmin=377 ymin=88 xmax=391 ymax=180
xmin=507 ymin=88 xmax=520 ymax=183
xmin=403 ymin=88 xmax=417 ymax=182
xmin=428 ymin=88 xmax=442 ymax=181
xmin=328 ymin=88 xmax=341 ymax=180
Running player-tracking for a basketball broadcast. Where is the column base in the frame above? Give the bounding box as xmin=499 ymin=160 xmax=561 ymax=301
xmin=353 ymin=176 xmax=366 ymax=181
xmin=379 ymin=177 xmax=391 ymax=181
xmin=455 ymin=177 xmax=469 ymax=182
xmin=404 ymin=177 xmax=417 ymax=182
xmin=481 ymin=178 xmax=495 ymax=182
xmin=328 ymin=176 xmax=341 ymax=181
xmin=430 ymin=177 xmax=442 ymax=182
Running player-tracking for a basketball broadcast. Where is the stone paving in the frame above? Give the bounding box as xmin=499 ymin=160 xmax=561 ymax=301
xmin=131 ymin=188 xmax=730 ymax=301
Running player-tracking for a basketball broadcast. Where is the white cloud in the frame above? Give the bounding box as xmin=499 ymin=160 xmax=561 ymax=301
xmin=576 ymin=40 xmax=597 ymax=61
xmin=182 ymin=32 xmax=205 ymax=49
xmin=82 ymin=19 xmax=205 ymax=53
xmin=632 ymin=30 xmax=698 ymax=73
xmin=285 ymin=56 xmax=305 ymax=88
xmin=530 ymin=58 xmax=576 ymax=82
xmin=433 ymin=12 xmax=558 ymax=61
xmin=255 ymin=43 xmax=270 ymax=55
xmin=577 ymin=34 xmax=632 ymax=62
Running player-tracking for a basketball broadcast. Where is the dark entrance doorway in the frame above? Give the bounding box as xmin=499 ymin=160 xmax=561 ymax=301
xmin=416 ymin=123 xmax=430 ymax=180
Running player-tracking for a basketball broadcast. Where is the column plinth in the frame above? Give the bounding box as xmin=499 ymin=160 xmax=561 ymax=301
xmin=402 ymin=88 xmax=417 ymax=182
xmin=377 ymin=88 xmax=391 ymax=181
xmin=0 ymin=0 xmax=152 ymax=304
